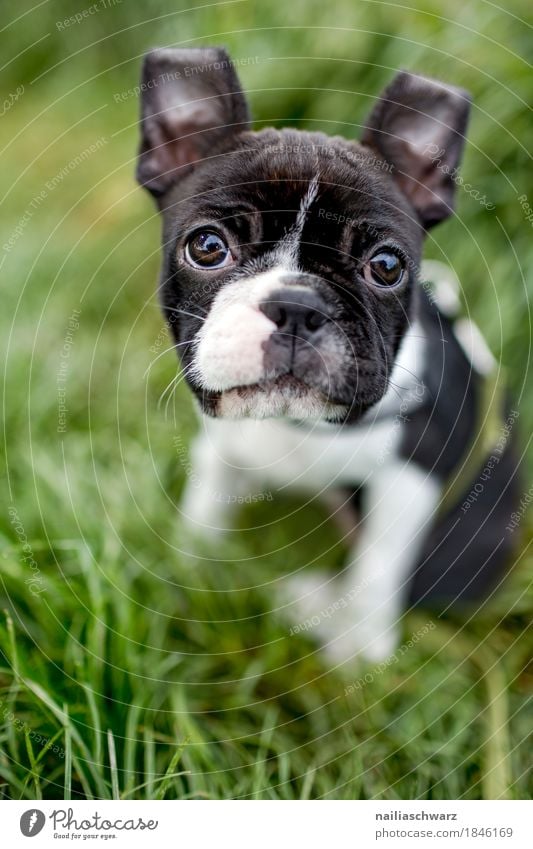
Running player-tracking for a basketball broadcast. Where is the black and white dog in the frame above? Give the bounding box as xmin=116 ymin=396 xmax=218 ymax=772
xmin=136 ymin=48 xmax=519 ymax=662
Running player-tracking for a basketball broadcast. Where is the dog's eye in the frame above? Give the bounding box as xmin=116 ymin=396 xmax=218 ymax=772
xmin=364 ymin=251 xmax=404 ymax=287
xmin=184 ymin=230 xmax=232 ymax=269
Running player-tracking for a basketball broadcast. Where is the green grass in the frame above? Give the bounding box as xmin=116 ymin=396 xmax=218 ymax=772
xmin=0 ymin=0 xmax=532 ymax=800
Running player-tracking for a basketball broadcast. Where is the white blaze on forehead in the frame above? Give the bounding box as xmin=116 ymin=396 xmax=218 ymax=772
xmin=192 ymin=268 xmax=296 ymax=391
xmin=273 ymin=172 xmax=320 ymax=267
xmin=295 ymin=173 xmax=320 ymax=233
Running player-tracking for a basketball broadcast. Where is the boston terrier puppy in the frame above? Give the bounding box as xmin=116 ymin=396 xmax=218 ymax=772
xmin=136 ymin=48 xmax=519 ymax=662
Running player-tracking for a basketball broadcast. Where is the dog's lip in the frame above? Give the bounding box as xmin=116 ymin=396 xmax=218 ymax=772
xmin=222 ymin=374 xmax=309 ymax=395
xmin=221 ymin=373 xmax=345 ymax=403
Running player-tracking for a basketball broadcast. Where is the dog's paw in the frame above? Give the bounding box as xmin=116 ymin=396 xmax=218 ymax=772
xmin=279 ymin=570 xmax=344 ymax=638
xmin=322 ymin=620 xmax=400 ymax=666
xmin=278 ymin=571 xmax=403 ymax=666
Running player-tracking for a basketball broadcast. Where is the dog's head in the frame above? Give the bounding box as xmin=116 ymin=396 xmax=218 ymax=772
xmin=137 ymin=48 xmax=470 ymax=422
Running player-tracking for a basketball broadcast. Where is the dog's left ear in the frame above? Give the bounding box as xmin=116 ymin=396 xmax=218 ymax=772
xmin=362 ymin=71 xmax=471 ymax=228
xmin=136 ymin=47 xmax=250 ymax=202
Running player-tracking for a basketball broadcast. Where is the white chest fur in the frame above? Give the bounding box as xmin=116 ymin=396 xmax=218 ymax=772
xmin=201 ymin=414 xmax=400 ymax=492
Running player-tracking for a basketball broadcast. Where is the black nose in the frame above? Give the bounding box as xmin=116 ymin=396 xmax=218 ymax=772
xmin=259 ymin=289 xmax=328 ymax=337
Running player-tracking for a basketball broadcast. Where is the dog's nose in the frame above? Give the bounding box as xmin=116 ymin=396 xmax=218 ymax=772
xmin=259 ymin=289 xmax=328 ymax=337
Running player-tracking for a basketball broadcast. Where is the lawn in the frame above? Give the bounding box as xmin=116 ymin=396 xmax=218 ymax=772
xmin=0 ymin=0 xmax=531 ymax=799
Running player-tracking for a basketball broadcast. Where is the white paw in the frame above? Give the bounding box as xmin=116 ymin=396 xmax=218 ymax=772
xmin=323 ymin=617 xmax=400 ymax=665
xmin=279 ymin=572 xmax=402 ymax=665
xmin=280 ymin=570 xmax=344 ymax=638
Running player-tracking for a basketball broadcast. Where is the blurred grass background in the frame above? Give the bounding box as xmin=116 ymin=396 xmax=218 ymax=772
xmin=0 ymin=0 xmax=531 ymax=799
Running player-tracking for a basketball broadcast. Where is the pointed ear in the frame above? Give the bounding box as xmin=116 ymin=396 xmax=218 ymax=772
xmin=361 ymin=71 xmax=471 ymax=228
xmin=136 ymin=47 xmax=250 ymax=200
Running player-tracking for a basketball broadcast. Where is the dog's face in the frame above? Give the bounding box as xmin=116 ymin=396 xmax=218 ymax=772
xmin=137 ymin=49 xmax=470 ymax=422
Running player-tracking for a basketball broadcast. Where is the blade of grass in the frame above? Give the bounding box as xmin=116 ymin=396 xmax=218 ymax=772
xmin=300 ymin=764 xmax=317 ymax=800
xmin=19 ymin=729 xmax=63 ymax=799
xmin=122 ymin=770 xmax=190 ymax=799
xmin=107 ymin=728 xmax=120 ymax=800
xmin=83 ymin=683 xmax=102 ymax=768
xmin=155 ymin=739 xmax=188 ymax=800
xmin=3 ymin=611 xmax=20 ymax=762
xmin=124 ymin=702 xmax=142 ymax=797
xmin=24 ymin=678 xmax=107 ymax=797
xmin=472 ymin=646 xmax=512 ymax=800
xmin=23 ymin=729 xmax=41 ymax=800
xmin=251 ymin=707 xmax=278 ymax=799
xmin=142 ymin=724 xmax=155 ymax=800
xmin=63 ymin=704 xmax=71 ymax=801
xmin=71 ymin=755 xmax=96 ymax=800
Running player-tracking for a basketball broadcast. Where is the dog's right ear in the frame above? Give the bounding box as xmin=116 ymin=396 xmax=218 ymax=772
xmin=362 ymin=71 xmax=471 ymax=229
xmin=136 ymin=47 xmax=250 ymax=202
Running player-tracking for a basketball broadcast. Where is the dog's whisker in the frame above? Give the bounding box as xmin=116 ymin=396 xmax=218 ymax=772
xmin=384 ymin=333 xmax=445 ymax=343
xmin=385 ymin=382 xmax=403 ymax=402
xmin=144 ymin=340 xmax=195 ymax=378
xmin=165 ymin=306 xmax=208 ymax=323
xmin=387 ymin=377 xmax=417 ymax=394
xmin=390 ymin=362 xmax=423 ymax=383
xmin=158 ymin=371 xmax=183 ymax=408
xmin=164 ymin=364 xmax=195 ymax=417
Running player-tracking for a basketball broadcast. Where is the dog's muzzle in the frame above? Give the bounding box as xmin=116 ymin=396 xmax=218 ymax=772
xmin=259 ymin=287 xmax=332 ymax=378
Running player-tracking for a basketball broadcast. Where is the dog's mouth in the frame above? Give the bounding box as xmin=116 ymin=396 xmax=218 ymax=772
xmin=251 ymin=373 xmax=315 ymax=393
xmin=226 ymin=373 xmax=326 ymax=400
xmin=215 ymin=374 xmax=348 ymax=420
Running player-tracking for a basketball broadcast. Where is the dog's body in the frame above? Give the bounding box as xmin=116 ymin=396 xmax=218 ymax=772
xmin=136 ymin=48 xmax=519 ymax=662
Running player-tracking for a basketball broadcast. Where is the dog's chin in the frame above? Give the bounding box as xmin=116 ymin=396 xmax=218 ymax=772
xmin=212 ymin=374 xmax=348 ymax=421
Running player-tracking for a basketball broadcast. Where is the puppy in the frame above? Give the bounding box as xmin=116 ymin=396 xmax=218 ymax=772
xmin=136 ymin=48 xmax=519 ymax=662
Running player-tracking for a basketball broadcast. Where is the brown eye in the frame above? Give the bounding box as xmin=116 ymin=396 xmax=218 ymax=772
xmin=364 ymin=251 xmax=404 ymax=287
xmin=184 ymin=230 xmax=232 ymax=269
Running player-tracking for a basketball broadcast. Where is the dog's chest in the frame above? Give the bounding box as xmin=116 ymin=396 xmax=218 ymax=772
xmin=202 ymin=415 xmax=401 ymax=491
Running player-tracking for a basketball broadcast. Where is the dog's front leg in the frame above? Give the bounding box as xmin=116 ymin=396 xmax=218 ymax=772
xmin=179 ymin=430 xmax=249 ymax=538
xmin=324 ymin=461 xmax=442 ymax=664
